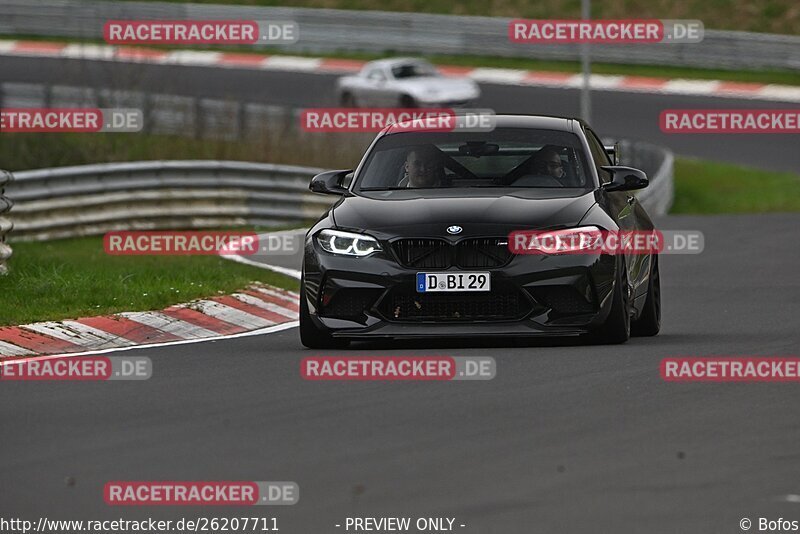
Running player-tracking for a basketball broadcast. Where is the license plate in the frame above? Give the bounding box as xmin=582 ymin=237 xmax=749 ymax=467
xmin=416 ymin=272 xmax=491 ymax=293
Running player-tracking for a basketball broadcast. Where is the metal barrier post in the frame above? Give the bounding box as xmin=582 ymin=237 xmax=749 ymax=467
xmin=0 ymin=170 xmax=13 ymax=275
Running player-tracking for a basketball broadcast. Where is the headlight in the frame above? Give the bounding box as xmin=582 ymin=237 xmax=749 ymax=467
xmin=510 ymin=226 xmax=603 ymax=255
xmin=316 ymin=229 xmax=381 ymax=257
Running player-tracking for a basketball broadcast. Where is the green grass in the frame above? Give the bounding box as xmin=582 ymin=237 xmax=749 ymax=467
xmin=0 ymin=236 xmax=299 ymax=326
xmin=6 ymin=34 xmax=800 ymax=87
xmin=672 ymin=157 xmax=800 ymax=213
xmin=131 ymin=0 xmax=800 ymax=36
xmin=0 ymin=131 xmax=369 ymax=172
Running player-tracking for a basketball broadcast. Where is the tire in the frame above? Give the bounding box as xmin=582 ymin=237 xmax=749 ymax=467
xmin=299 ymin=282 xmax=349 ymax=349
xmin=631 ymin=254 xmax=661 ymax=337
xmin=340 ymin=92 xmax=357 ymax=108
xmin=400 ymin=94 xmax=417 ymax=108
xmin=591 ymin=259 xmax=631 ymax=344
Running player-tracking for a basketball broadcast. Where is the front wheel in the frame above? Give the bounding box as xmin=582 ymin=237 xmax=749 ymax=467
xmin=590 ymin=259 xmax=631 ymax=344
xmin=340 ymin=92 xmax=357 ymax=108
xmin=631 ymin=254 xmax=661 ymax=336
xmin=299 ymin=282 xmax=350 ymax=349
xmin=399 ymin=94 xmax=417 ymax=108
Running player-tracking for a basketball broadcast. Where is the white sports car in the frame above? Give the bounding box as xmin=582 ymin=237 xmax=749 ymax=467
xmin=336 ymin=58 xmax=481 ymax=108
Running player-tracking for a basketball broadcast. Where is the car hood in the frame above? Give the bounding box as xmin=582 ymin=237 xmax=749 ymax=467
xmin=332 ymin=190 xmax=597 ymax=237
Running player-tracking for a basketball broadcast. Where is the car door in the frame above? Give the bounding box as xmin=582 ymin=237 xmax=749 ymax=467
xmin=362 ymin=67 xmax=393 ymax=106
xmin=585 ymin=128 xmax=649 ymax=299
xmin=376 ymin=66 xmax=404 ymax=106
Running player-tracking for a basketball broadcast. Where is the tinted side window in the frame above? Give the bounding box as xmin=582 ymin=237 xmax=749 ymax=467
xmin=585 ymin=129 xmax=612 ymax=184
xmin=366 ymin=68 xmax=386 ymax=81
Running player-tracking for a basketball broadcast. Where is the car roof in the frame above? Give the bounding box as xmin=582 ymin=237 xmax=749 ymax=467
xmin=382 ymin=114 xmax=580 ymax=135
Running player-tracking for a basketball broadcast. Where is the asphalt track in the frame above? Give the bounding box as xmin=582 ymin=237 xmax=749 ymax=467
xmin=1 ymin=55 xmax=799 ymax=172
xmin=2 ymin=213 xmax=800 ymax=533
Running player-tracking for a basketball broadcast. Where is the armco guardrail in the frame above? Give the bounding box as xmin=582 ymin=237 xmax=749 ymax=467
xmin=5 ymin=161 xmax=328 ymax=241
xmin=0 ymin=170 xmax=13 ymax=274
xmin=0 ymin=0 xmax=797 ymax=71
xmin=5 ymin=147 xmax=672 ymax=244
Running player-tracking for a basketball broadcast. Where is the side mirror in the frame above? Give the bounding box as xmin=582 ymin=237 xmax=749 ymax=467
xmin=600 ymin=166 xmax=648 ymax=192
xmin=309 ymin=170 xmax=353 ymax=195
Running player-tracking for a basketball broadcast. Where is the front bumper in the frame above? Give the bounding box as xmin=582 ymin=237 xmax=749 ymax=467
xmin=303 ymin=237 xmax=618 ymax=340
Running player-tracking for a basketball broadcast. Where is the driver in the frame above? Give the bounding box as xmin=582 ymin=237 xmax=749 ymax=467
xmin=402 ymin=145 xmax=444 ymax=188
xmin=531 ymin=145 xmax=566 ymax=180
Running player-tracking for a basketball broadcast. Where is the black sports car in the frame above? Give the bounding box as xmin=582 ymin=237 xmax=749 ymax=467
xmin=300 ymin=115 xmax=661 ymax=348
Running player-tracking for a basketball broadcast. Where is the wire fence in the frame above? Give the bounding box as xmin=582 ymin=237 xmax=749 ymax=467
xmin=0 ymin=82 xmax=299 ymax=142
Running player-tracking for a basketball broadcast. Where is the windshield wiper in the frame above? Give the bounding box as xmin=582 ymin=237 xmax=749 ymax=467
xmin=359 ymin=187 xmax=440 ymax=191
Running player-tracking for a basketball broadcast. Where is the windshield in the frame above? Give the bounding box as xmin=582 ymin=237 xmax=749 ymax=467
xmin=354 ymin=128 xmax=592 ymax=192
xmin=391 ymin=62 xmax=439 ymax=79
